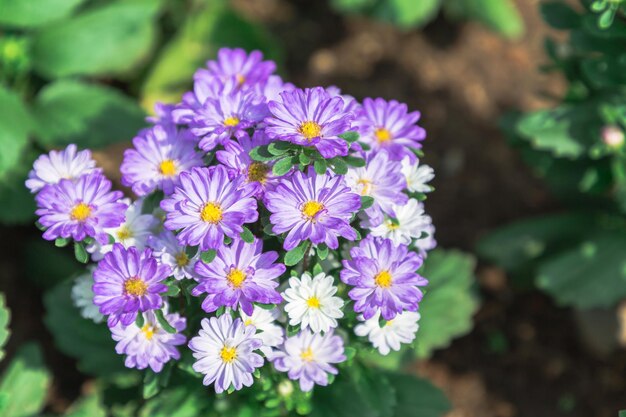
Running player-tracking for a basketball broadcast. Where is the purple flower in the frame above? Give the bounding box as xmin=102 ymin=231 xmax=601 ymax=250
xmin=196 ymin=48 xmax=276 ymax=88
xmin=193 ymin=238 xmax=285 ymax=315
xmin=161 ymin=166 xmax=258 ymax=250
xmin=254 ymin=75 xmax=295 ymax=102
xmin=148 ymin=230 xmax=200 ymax=280
xmin=216 ymin=131 xmax=277 ymax=196
xmin=345 ymin=150 xmax=407 ymax=226
xmin=264 ymin=168 xmax=361 ymax=251
xmin=111 ymin=309 xmax=186 ymax=372
xmin=265 ymin=87 xmax=354 ymax=159
xmin=272 ymin=330 xmax=346 ymax=392
xmin=26 ymin=144 xmax=100 ymax=193
xmin=93 ymin=244 xmax=170 ymax=327
xmin=189 ymin=314 xmax=264 ymax=393
xmin=355 ymin=98 xmax=426 ymax=161
xmin=146 ymin=102 xmax=177 ymax=128
xmin=121 ymin=125 xmax=204 ymax=196
xmin=340 ymin=236 xmax=428 ymax=320
xmin=35 ymin=172 xmax=127 ymax=244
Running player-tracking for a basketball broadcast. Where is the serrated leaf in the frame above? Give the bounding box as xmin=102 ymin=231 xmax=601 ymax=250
xmin=284 ymin=241 xmax=308 ymax=266
xmin=44 ymin=282 xmax=126 ymax=376
xmin=32 ymin=80 xmax=146 ymax=149
xmin=386 ymin=372 xmax=450 ymax=417
xmin=0 ymin=295 xmax=9 ymax=361
xmin=415 ymin=249 xmax=478 ymax=358
xmin=0 ymin=86 xmax=32 ymax=181
xmin=0 ymin=343 xmax=51 ymax=417
xmin=0 ymin=0 xmax=87 ymax=28
xmin=31 ymin=0 xmax=163 ymax=78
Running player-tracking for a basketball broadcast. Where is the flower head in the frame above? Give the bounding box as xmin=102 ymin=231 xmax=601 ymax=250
xmin=367 ymin=199 xmax=432 ymax=246
xmin=189 ymin=314 xmax=264 ymax=393
xmin=356 ymin=98 xmax=426 ymax=161
xmin=161 ymin=166 xmax=258 ymax=250
xmin=111 ymin=309 xmax=187 ymax=372
xmin=272 ymin=330 xmax=346 ymax=392
xmin=71 ymin=268 xmax=103 ymax=323
xmin=265 ymin=87 xmax=354 ymax=159
xmin=93 ymin=244 xmax=170 ymax=327
xmin=193 ymin=238 xmax=285 ymax=315
xmin=401 ymin=157 xmax=434 ymax=193
xmin=148 ymin=230 xmax=199 ymax=280
xmin=341 ymin=236 xmax=428 ymax=320
xmin=264 ymin=168 xmax=361 ymax=251
xmin=239 ymin=306 xmax=284 ymax=357
xmin=354 ymin=310 xmax=420 ymax=355
xmin=121 ymin=125 xmax=204 ymax=196
xmin=26 ymin=144 xmax=99 ymax=193
xmin=282 ymin=272 xmax=343 ymax=334
xmin=198 ymin=48 xmax=276 ymax=88
xmin=35 ymin=172 xmax=127 ymax=244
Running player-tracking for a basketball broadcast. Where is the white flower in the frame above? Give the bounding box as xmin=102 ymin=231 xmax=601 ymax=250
xmin=415 ymin=223 xmax=437 ymax=257
xmin=148 ymin=230 xmax=199 ymax=280
xmin=71 ymin=268 xmax=104 ymax=323
xmin=282 ymin=272 xmax=344 ymax=333
xmin=239 ymin=306 xmax=284 ymax=357
xmin=401 ymin=157 xmax=434 ymax=193
xmin=88 ymin=198 xmax=159 ymax=260
xmin=26 ymin=144 xmax=99 ymax=193
xmin=354 ymin=310 xmax=420 ymax=355
xmin=368 ymin=198 xmax=432 ymax=246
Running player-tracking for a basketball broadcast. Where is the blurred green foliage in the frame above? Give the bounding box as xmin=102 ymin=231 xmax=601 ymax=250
xmin=331 ymin=0 xmax=524 ymax=38
xmin=479 ymin=0 xmax=626 ymax=310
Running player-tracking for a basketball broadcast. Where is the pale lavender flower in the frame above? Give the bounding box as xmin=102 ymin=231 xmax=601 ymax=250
xmin=26 ymin=144 xmax=99 ymax=193
xmin=148 ymin=230 xmax=199 ymax=280
xmin=189 ymin=314 xmax=264 ymax=393
xmin=196 ymin=47 xmax=276 ymax=88
xmin=272 ymin=330 xmax=346 ymax=392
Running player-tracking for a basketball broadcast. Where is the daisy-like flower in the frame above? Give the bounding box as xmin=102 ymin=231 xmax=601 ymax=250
xmin=265 ymin=87 xmax=354 ymax=159
xmin=93 ymin=244 xmax=170 ymax=327
xmin=264 ymin=168 xmax=361 ymax=251
xmin=71 ymin=268 xmax=104 ymax=323
xmin=272 ymin=330 xmax=346 ymax=392
xmin=35 ymin=172 xmax=127 ymax=244
xmin=345 ymin=150 xmax=407 ymax=226
xmin=196 ymin=47 xmax=276 ymax=88
xmin=340 ymin=236 xmax=428 ymax=320
xmin=401 ymin=156 xmax=434 ymax=193
xmin=189 ymin=314 xmax=264 ymax=393
xmin=193 ymin=238 xmax=285 ymax=315
xmin=88 ymin=198 xmax=159 ymax=261
xmin=148 ymin=230 xmax=199 ymax=280
xmin=111 ymin=308 xmax=186 ymax=372
xmin=356 ymin=98 xmax=426 ymax=161
xmin=254 ymin=74 xmax=295 ymax=102
xmin=282 ymin=272 xmax=344 ymax=333
xmin=121 ymin=125 xmax=204 ymax=196
xmin=239 ymin=306 xmax=284 ymax=357
xmin=161 ymin=166 xmax=258 ymax=250
xmin=216 ymin=131 xmax=277 ymax=196
xmin=367 ymin=199 xmax=432 ymax=246
xmin=354 ymin=310 xmax=420 ymax=355
xmin=26 ymin=144 xmax=100 ymax=193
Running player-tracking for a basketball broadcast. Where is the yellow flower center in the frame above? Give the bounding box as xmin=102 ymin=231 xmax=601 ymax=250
xmin=116 ymin=225 xmax=133 ymax=241
xmin=220 ymin=346 xmax=237 ymax=363
xmin=141 ymin=324 xmax=157 ymax=340
xmin=236 ymin=74 xmax=246 ymax=85
xmin=175 ymin=251 xmax=189 ymax=267
xmin=384 ymin=320 xmax=394 ymax=327
xmin=224 ymin=116 xmax=240 ymax=127
xmin=298 ymin=121 xmax=322 ymax=141
xmin=374 ymin=270 xmax=392 ymax=288
xmin=306 ymin=296 xmax=321 ymax=308
xmin=301 ymin=201 xmax=324 ymax=220
xmin=70 ymin=202 xmax=92 ymax=222
xmin=159 ymin=159 xmax=177 ymax=176
xmin=387 ymin=221 xmax=400 ymax=230
xmin=200 ymin=202 xmax=223 ymax=224
xmin=244 ymin=319 xmax=254 ymax=326
xmin=247 ymin=162 xmax=270 ymax=183
xmin=374 ymin=128 xmax=393 ymax=143
xmin=124 ymin=277 xmax=148 ymax=296
xmin=300 ymin=347 xmax=314 ymax=362
xmin=226 ymin=268 xmax=247 ymax=288
xmin=357 ymin=178 xmax=372 ymax=196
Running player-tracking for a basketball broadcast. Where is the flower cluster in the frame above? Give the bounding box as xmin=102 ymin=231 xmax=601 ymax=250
xmin=29 ymin=48 xmax=436 ymax=400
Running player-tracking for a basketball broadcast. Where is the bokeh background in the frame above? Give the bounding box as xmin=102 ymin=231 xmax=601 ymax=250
xmin=0 ymin=0 xmax=625 ymax=416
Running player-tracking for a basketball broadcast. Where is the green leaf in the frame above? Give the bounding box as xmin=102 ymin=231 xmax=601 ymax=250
xmin=139 ymin=385 xmax=210 ymax=417
xmin=339 ymin=131 xmax=360 ymax=142
xmin=135 ymin=313 xmax=145 ymax=329
xmin=316 ymin=244 xmax=329 ymax=261
xmin=31 ymin=0 xmax=163 ymax=78
xmin=376 ymin=0 xmax=441 ymax=29
xmin=200 ymin=250 xmax=216 ymax=264
xmin=64 ymin=391 xmax=107 ymax=417
xmin=416 ymin=249 xmax=478 ymax=358
xmin=249 ymin=146 xmax=274 ymax=162
xmin=445 ymin=0 xmax=524 ymax=38
xmin=0 ymin=86 xmax=32 ymax=180
xmin=55 ymin=237 xmax=70 ymax=247
xmin=361 ymin=196 xmax=375 ymax=210
xmin=240 ymin=226 xmax=255 ymax=243
xmin=155 ymin=309 xmax=176 ymax=334
xmin=284 ymin=241 xmax=308 ymax=266
xmin=314 ymin=159 xmax=327 ymax=175
xmin=272 ymin=156 xmax=295 ymax=176
xmin=330 ymin=157 xmax=348 ymax=175
xmin=537 ymin=231 xmax=626 ymax=308
xmin=345 ymin=155 xmax=366 ymax=167
xmin=0 ymin=150 xmax=37 ymax=225
xmin=331 ymin=0 xmax=375 ymax=13
xmin=44 ymin=282 xmax=127 ymax=377
xmin=0 ymin=0 xmax=87 ymax=28
xmin=0 ymin=344 xmax=51 ymax=417
xmin=0 ymin=295 xmax=9 ymax=361
xmin=267 ymin=142 xmax=292 ymax=156
xmin=387 ymin=372 xmax=450 ymax=417
xmin=540 ymin=2 xmax=581 ymax=29
xmin=32 ymin=80 xmax=146 ymax=149
xmin=143 ymin=370 xmax=161 ymax=400
xmin=74 ymin=241 xmax=89 ymax=264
